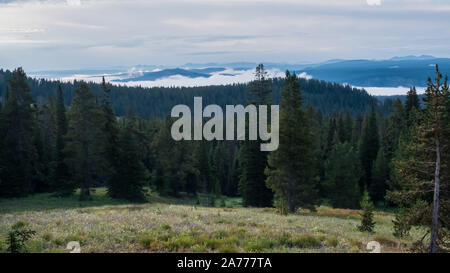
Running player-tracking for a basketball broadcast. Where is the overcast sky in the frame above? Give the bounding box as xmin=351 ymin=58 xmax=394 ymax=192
xmin=1 ymin=0 xmax=450 ymax=71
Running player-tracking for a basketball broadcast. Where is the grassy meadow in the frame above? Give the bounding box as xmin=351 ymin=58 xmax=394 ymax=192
xmin=0 ymin=188 xmax=422 ymax=253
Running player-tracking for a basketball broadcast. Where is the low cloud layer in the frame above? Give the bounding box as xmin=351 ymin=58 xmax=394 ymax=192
xmin=33 ymin=67 xmax=305 ymax=88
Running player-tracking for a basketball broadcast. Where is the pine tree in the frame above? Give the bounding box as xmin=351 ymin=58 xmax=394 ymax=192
xmin=34 ymin=101 xmax=56 ymax=193
xmin=382 ymin=99 xmax=405 ymax=162
xmin=392 ymin=207 xmax=411 ymax=238
xmin=194 ymin=140 xmax=211 ymax=195
xmin=151 ymin=116 xmax=196 ymax=197
xmin=360 ymin=104 xmax=380 ymax=198
xmin=0 ymin=68 xmax=37 ymax=197
xmin=387 ymin=65 xmax=450 ymax=252
xmin=52 ymin=85 xmax=74 ymax=196
xmin=323 ymin=142 xmax=361 ymax=209
xmin=239 ymin=64 xmax=273 ymax=207
xmin=100 ymin=77 xmax=122 ymax=198
xmin=112 ymin=112 xmax=148 ymax=201
xmin=65 ymin=83 xmax=106 ymax=200
xmin=405 ymin=86 xmax=420 ymax=124
xmin=265 ymin=71 xmax=318 ymax=213
xmin=358 ymin=190 xmax=375 ymax=232
xmin=370 ymin=148 xmax=389 ymax=204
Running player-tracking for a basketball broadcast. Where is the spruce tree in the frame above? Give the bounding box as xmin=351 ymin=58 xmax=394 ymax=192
xmin=265 ymin=71 xmax=318 ymax=213
xmin=360 ymin=104 xmax=379 ymax=198
xmin=151 ymin=116 xmax=197 ymax=197
xmin=112 ymin=112 xmax=148 ymax=201
xmin=194 ymin=140 xmax=212 ymax=195
xmin=52 ymin=85 xmax=74 ymax=196
xmin=370 ymin=148 xmax=389 ymax=204
xmin=239 ymin=64 xmax=273 ymax=207
xmin=405 ymin=86 xmax=420 ymax=124
xmin=382 ymin=99 xmax=405 ymax=162
xmin=387 ymin=65 xmax=449 ymax=252
xmin=65 ymin=83 xmax=106 ymax=200
xmin=323 ymin=142 xmax=361 ymax=209
xmin=100 ymin=77 xmax=122 ymax=198
xmin=0 ymin=68 xmax=37 ymax=197
xmin=358 ymin=190 xmax=375 ymax=232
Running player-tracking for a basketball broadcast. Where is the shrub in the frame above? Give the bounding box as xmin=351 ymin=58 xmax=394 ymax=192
xmin=278 ymin=233 xmax=293 ymax=247
xmin=292 ymin=234 xmax=323 ymax=248
xmin=42 ymin=233 xmax=53 ymax=241
xmin=7 ymin=221 xmax=36 ymax=253
xmin=392 ymin=208 xmax=411 ymax=238
xmin=139 ymin=235 xmax=154 ymax=249
xmin=218 ymin=244 xmax=239 ymax=253
xmin=358 ymin=191 xmax=375 ymax=232
xmin=164 ymin=236 xmax=196 ymax=251
xmin=245 ymin=238 xmax=276 ymax=252
xmin=373 ymin=235 xmax=397 ymax=247
xmin=325 ymin=237 xmax=339 ymax=247
xmin=347 ymin=238 xmax=362 ymax=249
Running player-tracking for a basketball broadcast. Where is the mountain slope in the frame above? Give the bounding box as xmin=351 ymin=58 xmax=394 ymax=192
xmin=0 ymin=68 xmax=381 ymax=118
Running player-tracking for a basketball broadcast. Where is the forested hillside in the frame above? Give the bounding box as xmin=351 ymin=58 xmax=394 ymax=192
xmin=0 ymin=65 xmax=448 ymax=252
xmin=0 ymin=69 xmax=386 ymax=118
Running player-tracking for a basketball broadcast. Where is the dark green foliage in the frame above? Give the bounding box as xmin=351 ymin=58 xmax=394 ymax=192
xmin=239 ymin=139 xmax=272 ymax=207
xmin=193 ymin=141 xmax=210 ymax=195
xmin=34 ymin=102 xmax=55 ymax=193
xmin=0 ymin=69 xmax=379 ymax=118
xmin=359 ymin=104 xmax=380 ymax=198
xmin=52 ymin=85 xmax=74 ymax=196
xmin=358 ymin=191 xmax=375 ymax=233
xmin=405 ymin=86 xmax=420 ymax=124
xmin=381 ymin=99 xmax=405 ymax=162
xmin=0 ymin=68 xmax=38 ymax=197
xmin=323 ymin=142 xmax=361 ymax=209
xmin=239 ymin=64 xmax=273 ymax=207
xmin=65 ymin=83 xmax=106 ymax=200
xmin=266 ymin=71 xmax=318 ymax=213
xmin=370 ymin=148 xmax=390 ymax=203
xmin=100 ymin=77 xmax=122 ymax=198
xmin=392 ymin=207 xmax=411 ymax=238
xmin=110 ymin=112 xmax=148 ymax=201
xmin=7 ymin=221 xmax=35 ymax=253
xmin=211 ymin=141 xmax=239 ymax=196
xmin=151 ymin=116 xmax=199 ymax=197
xmin=387 ymin=65 xmax=450 ymax=252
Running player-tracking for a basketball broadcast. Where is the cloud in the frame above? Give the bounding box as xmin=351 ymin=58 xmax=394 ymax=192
xmin=366 ymin=0 xmax=381 ymax=6
xmin=1 ymin=0 xmax=450 ymax=71
xmin=66 ymin=0 xmax=81 ymax=6
xmin=357 ymin=86 xmax=426 ymax=96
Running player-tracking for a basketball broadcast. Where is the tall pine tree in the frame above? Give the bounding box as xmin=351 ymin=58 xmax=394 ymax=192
xmin=111 ymin=111 xmax=148 ymax=201
xmin=65 ymin=83 xmax=106 ymax=200
xmin=360 ymin=104 xmax=380 ymax=199
xmin=100 ymin=77 xmax=122 ymax=198
xmin=239 ymin=64 xmax=273 ymax=207
xmin=388 ymin=65 xmax=449 ymax=252
xmin=0 ymin=68 xmax=37 ymax=197
xmin=265 ymin=71 xmax=318 ymax=213
xmin=323 ymin=142 xmax=361 ymax=209
xmin=52 ymin=85 xmax=74 ymax=196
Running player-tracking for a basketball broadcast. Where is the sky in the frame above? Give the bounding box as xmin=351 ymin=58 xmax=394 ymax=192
xmin=1 ymin=0 xmax=450 ymax=71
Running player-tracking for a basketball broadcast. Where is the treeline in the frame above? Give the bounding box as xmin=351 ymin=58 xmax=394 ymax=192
xmin=0 ymin=65 xmax=448 ymax=252
xmin=0 ymin=68 xmax=390 ymax=118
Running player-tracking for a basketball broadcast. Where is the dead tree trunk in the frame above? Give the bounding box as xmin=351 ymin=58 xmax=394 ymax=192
xmin=429 ymin=135 xmax=440 ymax=253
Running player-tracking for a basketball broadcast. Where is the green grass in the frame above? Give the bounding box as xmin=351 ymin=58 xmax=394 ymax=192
xmin=0 ymin=188 xmax=128 ymax=214
xmin=0 ymin=188 xmax=423 ymax=253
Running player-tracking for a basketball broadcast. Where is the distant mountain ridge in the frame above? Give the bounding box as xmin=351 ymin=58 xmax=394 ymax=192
xmin=27 ymin=55 xmax=450 ymax=89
